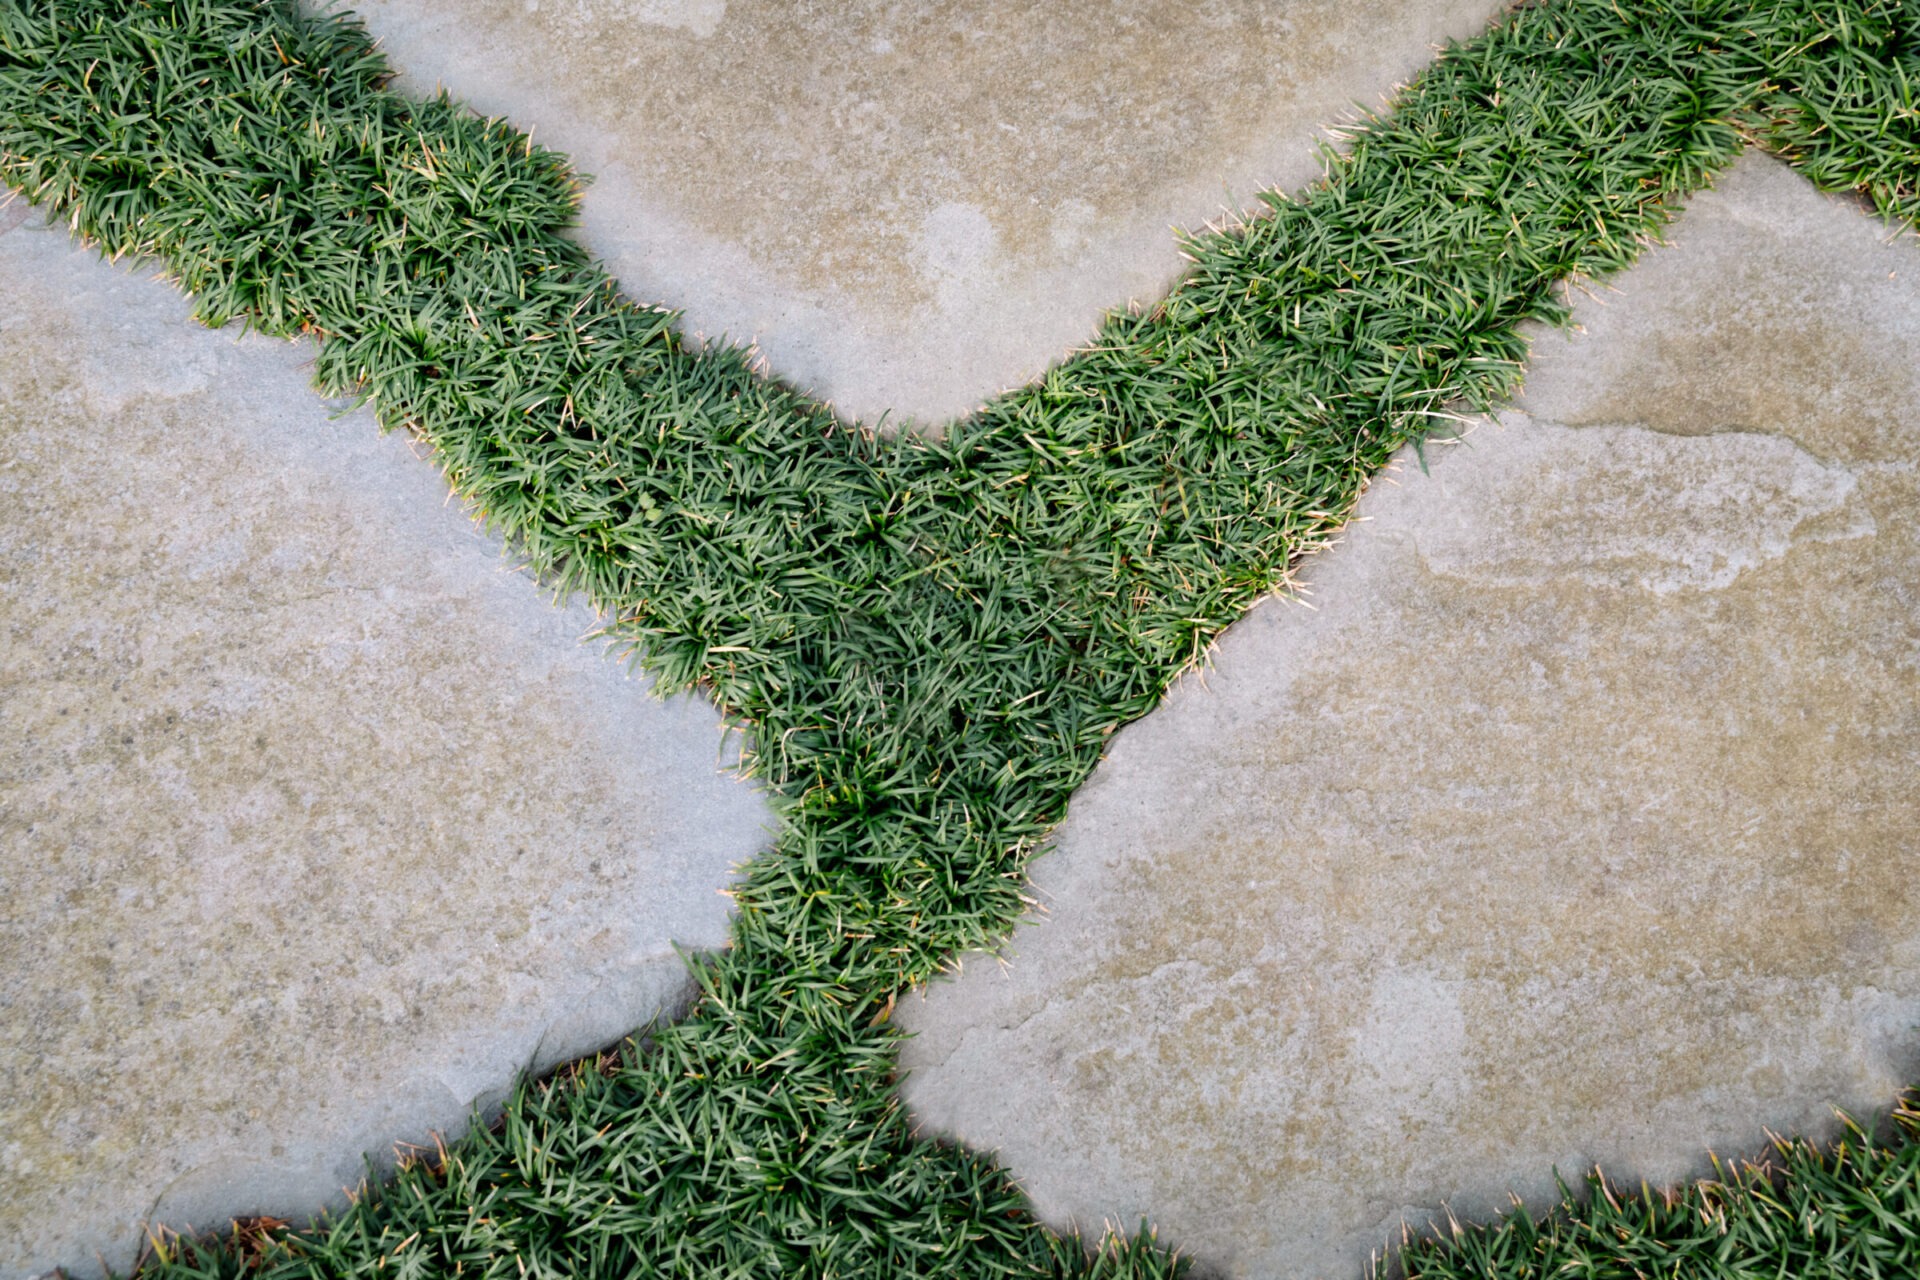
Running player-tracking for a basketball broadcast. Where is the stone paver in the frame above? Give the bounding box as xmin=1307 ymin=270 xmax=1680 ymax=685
xmin=896 ymin=153 xmax=1920 ymax=1279
xmin=0 ymin=218 xmax=773 ymax=1280
xmin=351 ymin=0 xmax=1511 ymax=425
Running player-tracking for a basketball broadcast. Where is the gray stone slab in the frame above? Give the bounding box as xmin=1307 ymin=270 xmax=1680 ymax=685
xmin=0 ymin=216 xmax=774 ymax=1280
xmin=349 ymin=0 xmax=1512 ymax=425
xmin=896 ymin=153 xmax=1920 ymax=1279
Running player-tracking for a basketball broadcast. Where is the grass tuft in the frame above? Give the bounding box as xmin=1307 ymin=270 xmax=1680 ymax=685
xmin=1402 ymin=1100 xmax=1920 ymax=1279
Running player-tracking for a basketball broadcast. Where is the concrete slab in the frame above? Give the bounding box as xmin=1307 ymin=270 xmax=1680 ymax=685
xmin=896 ymin=153 xmax=1920 ymax=1279
xmin=0 ymin=216 xmax=774 ymax=1280
xmin=349 ymin=0 xmax=1513 ymax=425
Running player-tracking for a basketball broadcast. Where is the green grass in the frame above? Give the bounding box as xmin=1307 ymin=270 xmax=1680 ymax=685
xmin=2 ymin=0 xmax=1919 ymax=1275
xmin=1402 ymin=1103 xmax=1920 ymax=1279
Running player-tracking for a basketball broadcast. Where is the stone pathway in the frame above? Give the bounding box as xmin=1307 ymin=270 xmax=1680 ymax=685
xmin=9 ymin=2 xmax=1918 ymax=1277
xmin=350 ymin=0 xmax=1510 ymax=424
xmin=0 ymin=7 xmax=1539 ymax=1274
xmin=0 ymin=218 xmax=772 ymax=1279
xmin=897 ymin=153 xmax=1920 ymax=1279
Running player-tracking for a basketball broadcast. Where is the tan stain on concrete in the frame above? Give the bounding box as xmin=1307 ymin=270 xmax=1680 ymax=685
xmin=351 ymin=0 xmax=1512 ymax=423
xmin=897 ymin=155 xmax=1920 ymax=1279
xmin=0 ymin=223 xmax=773 ymax=1280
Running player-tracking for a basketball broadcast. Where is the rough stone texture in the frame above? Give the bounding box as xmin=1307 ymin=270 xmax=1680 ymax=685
xmin=350 ymin=0 xmax=1512 ymax=425
xmin=897 ymin=153 xmax=1920 ymax=1279
xmin=0 ymin=217 xmax=774 ymax=1280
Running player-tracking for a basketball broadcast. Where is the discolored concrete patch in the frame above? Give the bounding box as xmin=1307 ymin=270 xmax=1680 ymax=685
xmin=350 ymin=0 xmax=1512 ymax=425
xmin=0 ymin=222 xmax=774 ymax=1280
xmin=897 ymin=153 xmax=1920 ymax=1279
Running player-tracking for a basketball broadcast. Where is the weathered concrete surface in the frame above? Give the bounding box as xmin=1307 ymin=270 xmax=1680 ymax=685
xmin=350 ymin=0 xmax=1512 ymax=425
xmin=0 ymin=215 xmax=773 ymax=1280
xmin=897 ymin=153 xmax=1920 ymax=1279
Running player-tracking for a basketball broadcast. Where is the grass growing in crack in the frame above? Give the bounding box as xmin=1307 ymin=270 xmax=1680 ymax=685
xmin=1401 ymin=1102 xmax=1920 ymax=1279
xmin=2 ymin=0 xmax=1918 ymax=1275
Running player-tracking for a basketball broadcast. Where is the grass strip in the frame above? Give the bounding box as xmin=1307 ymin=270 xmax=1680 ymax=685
xmin=1 ymin=0 xmax=1917 ymax=1275
xmin=1403 ymin=1103 xmax=1920 ymax=1279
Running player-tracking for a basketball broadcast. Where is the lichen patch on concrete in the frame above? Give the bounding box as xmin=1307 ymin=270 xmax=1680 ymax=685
xmin=0 ymin=222 xmax=774 ymax=1280
xmin=897 ymin=154 xmax=1920 ymax=1280
xmin=349 ymin=0 xmax=1512 ymax=423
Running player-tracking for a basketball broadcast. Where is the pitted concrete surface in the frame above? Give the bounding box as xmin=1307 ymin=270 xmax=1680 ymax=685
xmin=897 ymin=153 xmax=1920 ymax=1279
xmin=0 ymin=218 xmax=774 ymax=1280
xmin=350 ymin=0 xmax=1513 ymax=425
